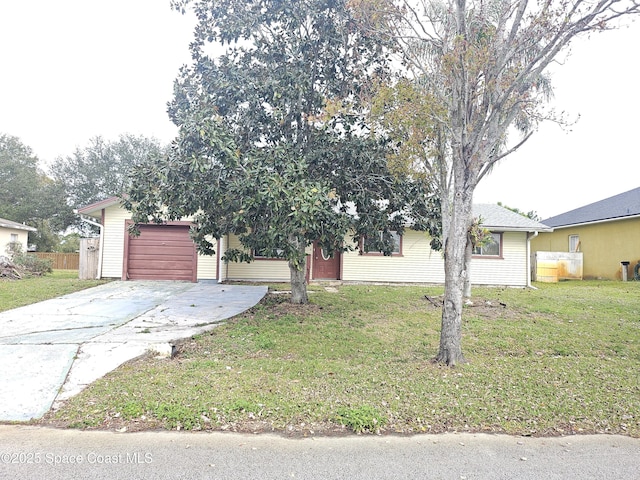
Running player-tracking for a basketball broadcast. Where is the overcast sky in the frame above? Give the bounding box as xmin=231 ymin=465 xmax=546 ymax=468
xmin=1 ymin=1 xmax=638 ymax=221
xmin=0 ymin=1 xmax=193 ymax=164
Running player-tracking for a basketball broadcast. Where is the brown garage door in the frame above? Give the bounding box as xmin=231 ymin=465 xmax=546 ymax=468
xmin=124 ymin=223 xmax=197 ymax=281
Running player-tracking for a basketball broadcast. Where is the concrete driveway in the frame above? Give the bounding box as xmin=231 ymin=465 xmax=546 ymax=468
xmin=0 ymin=281 xmax=267 ymax=422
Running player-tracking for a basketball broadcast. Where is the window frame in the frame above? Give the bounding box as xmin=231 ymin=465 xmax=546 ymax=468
xmin=472 ymin=232 xmax=503 ymax=258
xmin=360 ymin=231 xmax=403 ymax=256
xmin=253 ymin=248 xmax=287 ymax=261
xmin=569 ymin=234 xmax=580 ymax=253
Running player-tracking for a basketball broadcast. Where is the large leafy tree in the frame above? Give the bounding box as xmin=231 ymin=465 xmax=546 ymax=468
xmin=0 ymin=133 xmax=72 ymax=251
xmin=51 ymin=134 xmax=164 ymax=210
xmin=127 ymin=0 xmax=435 ymax=303
xmin=357 ymin=0 xmax=640 ymax=365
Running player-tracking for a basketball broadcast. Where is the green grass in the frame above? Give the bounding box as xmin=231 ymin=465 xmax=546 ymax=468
xmin=0 ymin=270 xmax=110 ymax=312
xmin=41 ymin=281 xmax=640 ymax=437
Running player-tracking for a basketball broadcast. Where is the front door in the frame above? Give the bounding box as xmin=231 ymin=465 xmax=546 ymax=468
xmin=312 ymin=242 xmax=340 ymax=280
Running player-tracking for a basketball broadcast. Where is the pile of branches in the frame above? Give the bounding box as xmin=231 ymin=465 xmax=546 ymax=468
xmin=0 ymin=256 xmax=22 ymax=280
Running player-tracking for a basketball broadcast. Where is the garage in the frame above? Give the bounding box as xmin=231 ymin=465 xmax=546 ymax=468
xmin=123 ymin=223 xmax=197 ymax=282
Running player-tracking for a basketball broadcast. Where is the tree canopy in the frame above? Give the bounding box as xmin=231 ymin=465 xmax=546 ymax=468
xmin=51 ymin=134 xmax=165 ymax=210
xmin=128 ymin=0 xmax=437 ymax=303
xmin=497 ymin=202 xmax=540 ymax=221
xmin=0 ymin=133 xmax=73 ymax=251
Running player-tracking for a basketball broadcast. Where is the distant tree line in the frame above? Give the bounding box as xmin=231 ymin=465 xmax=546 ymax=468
xmin=0 ymin=132 xmax=163 ymax=252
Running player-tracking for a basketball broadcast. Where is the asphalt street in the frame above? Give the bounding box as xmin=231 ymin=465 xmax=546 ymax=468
xmin=0 ymin=426 xmax=638 ymax=480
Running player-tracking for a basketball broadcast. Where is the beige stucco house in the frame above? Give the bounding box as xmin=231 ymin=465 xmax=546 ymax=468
xmin=0 ymin=217 xmax=37 ymax=254
xmin=532 ymin=187 xmax=640 ymax=280
xmin=78 ymin=197 xmax=550 ymax=287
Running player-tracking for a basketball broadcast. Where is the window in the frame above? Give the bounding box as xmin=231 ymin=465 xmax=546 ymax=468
xmin=253 ymin=247 xmax=285 ymax=259
xmin=569 ymin=235 xmax=580 ymax=252
xmin=10 ymin=234 xmax=18 ymax=243
xmin=473 ymin=232 xmax=501 ymax=257
xmin=362 ymin=231 xmax=402 ymax=255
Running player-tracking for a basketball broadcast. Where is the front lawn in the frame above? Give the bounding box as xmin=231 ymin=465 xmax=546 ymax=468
xmin=42 ymin=281 xmax=640 ymax=437
xmin=0 ymin=270 xmax=109 ymax=312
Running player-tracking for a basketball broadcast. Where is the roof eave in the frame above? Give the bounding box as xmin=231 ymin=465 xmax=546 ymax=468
xmin=0 ymin=222 xmax=37 ymax=232
xmin=77 ymin=196 xmax=123 ymax=216
xmin=546 ymin=212 xmax=640 ymax=230
xmin=481 ymin=225 xmax=553 ymax=233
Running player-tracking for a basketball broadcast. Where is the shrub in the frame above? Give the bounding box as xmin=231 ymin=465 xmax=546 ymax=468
xmin=5 ymin=242 xmax=52 ymax=277
xmin=13 ymin=253 xmax=53 ymax=277
xmin=336 ymin=405 xmax=387 ymax=433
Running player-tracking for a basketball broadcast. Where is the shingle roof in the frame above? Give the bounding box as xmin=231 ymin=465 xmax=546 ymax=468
xmin=541 ymin=187 xmax=640 ymax=228
xmin=0 ymin=218 xmax=37 ymax=232
xmin=79 ymin=197 xmax=551 ymax=233
xmin=474 ymin=204 xmax=552 ymax=232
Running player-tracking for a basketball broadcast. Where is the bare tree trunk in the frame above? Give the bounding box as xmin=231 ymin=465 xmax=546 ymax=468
xmin=436 ymin=189 xmax=473 ymax=366
xmin=289 ymin=237 xmax=308 ymax=304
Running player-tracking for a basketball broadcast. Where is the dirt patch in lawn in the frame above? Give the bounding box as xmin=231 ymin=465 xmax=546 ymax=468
xmin=242 ymin=292 xmax=325 ymax=319
xmin=424 ymin=294 xmax=517 ymax=320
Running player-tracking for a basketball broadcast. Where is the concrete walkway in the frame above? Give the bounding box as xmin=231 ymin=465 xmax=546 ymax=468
xmin=0 ymin=281 xmax=267 ymax=422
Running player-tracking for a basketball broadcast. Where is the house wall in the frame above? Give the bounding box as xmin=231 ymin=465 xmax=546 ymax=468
xmin=196 ymin=249 xmax=218 ymax=280
xmin=0 ymin=227 xmax=30 ymax=254
xmin=342 ymin=230 xmax=529 ymax=287
xmin=472 ymin=231 xmax=528 ymax=286
xmin=224 ymin=234 xmax=302 ymax=282
xmin=100 ymin=205 xmax=218 ymax=280
xmin=342 ymin=229 xmax=445 ymax=283
xmin=101 ymin=204 xmax=130 ymax=278
xmin=97 ymin=203 xmax=532 ymax=286
xmin=531 ymin=217 xmax=640 ymax=280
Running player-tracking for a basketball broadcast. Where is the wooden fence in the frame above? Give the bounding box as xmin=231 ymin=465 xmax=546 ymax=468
xmin=31 ymin=252 xmax=80 ymax=270
xmin=79 ymin=238 xmax=100 ymax=279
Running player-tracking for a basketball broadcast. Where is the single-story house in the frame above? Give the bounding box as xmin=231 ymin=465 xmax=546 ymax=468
xmin=78 ymin=197 xmax=551 ymax=287
xmin=0 ymin=217 xmax=37 ymax=254
xmin=531 ymin=187 xmax=640 ymax=280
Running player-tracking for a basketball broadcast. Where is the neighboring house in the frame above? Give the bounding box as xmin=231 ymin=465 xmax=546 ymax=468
xmin=531 ymin=187 xmax=640 ymax=280
xmin=0 ymin=218 xmax=37 ymax=254
xmin=78 ymin=197 xmax=550 ymax=287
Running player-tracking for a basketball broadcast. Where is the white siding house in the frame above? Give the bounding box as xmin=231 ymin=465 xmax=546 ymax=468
xmin=78 ymin=198 xmax=549 ymax=287
xmin=342 ymin=226 xmax=536 ymax=286
xmin=0 ymin=218 xmax=36 ymax=254
xmin=78 ymin=198 xmax=217 ymax=281
xmin=223 ymin=233 xmax=294 ymax=282
xmin=342 ymin=229 xmax=445 ymax=283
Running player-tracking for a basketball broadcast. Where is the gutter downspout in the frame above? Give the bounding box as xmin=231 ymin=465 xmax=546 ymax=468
xmin=75 ymin=211 xmax=104 ymax=280
xmin=526 ymin=231 xmax=538 ymax=289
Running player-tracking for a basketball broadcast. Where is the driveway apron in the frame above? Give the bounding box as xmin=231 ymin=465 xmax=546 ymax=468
xmin=0 ymin=281 xmax=267 ymax=422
